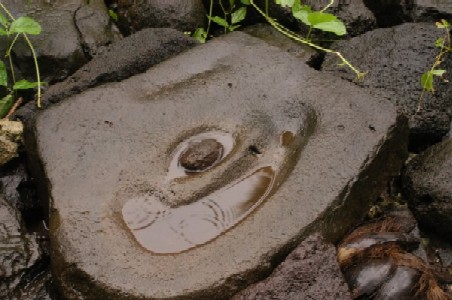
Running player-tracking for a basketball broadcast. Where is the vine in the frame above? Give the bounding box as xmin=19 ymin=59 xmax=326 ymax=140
xmin=0 ymin=2 xmax=44 ymax=118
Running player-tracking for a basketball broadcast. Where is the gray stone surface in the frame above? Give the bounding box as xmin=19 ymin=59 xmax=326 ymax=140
xmin=231 ymin=233 xmax=352 ymax=300
xmin=27 ymin=32 xmax=407 ymax=299
xmin=322 ymin=23 xmax=452 ymax=151
xmin=0 ymin=0 xmax=120 ymax=83
xmin=243 ymin=24 xmax=318 ymax=64
xmin=116 ymin=0 xmax=206 ymax=35
xmin=14 ymin=28 xmax=197 ymax=123
xmin=402 ymin=138 xmax=452 ymax=241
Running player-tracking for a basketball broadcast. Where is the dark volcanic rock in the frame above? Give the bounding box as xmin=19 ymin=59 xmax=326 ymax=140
xmin=0 ymin=195 xmax=42 ymax=297
xmin=363 ymin=0 xmax=452 ymax=26
xmin=402 ymin=139 xmax=452 ymax=241
xmin=231 ymin=233 xmax=352 ymax=300
xmin=0 ymin=0 xmax=120 ymax=83
xmin=28 ymin=32 xmax=407 ymax=299
xmin=116 ymin=0 xmax=206 ymax=35
xmin=322 ymin=23 xmax=452 ymax=151
xmin=14 ymin=28 xmax=197 ymax=123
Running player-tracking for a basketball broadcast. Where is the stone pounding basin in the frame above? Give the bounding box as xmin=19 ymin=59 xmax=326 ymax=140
xmin=27 ymin=32 xmax=407 ymax=299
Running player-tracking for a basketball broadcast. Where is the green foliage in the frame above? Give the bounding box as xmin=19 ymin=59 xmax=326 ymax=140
xmin=190 ymin=1 xmax=363 ymax=79
xmin=192 ymin=0 xmax=248 ymax=43
xmin=418 ymin=19 xmax=451 ymax=111
xmin=108 ymin=9 xmax=118 ymax=22
xmin=0 ymin=3 xmax=44 ymax=117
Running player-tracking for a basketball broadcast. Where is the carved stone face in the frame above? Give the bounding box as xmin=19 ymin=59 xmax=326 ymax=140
xmin=121 ymin=110 xmax=314 ymax=254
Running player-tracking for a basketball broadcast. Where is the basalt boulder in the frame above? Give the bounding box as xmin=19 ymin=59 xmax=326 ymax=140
xmin=116 ymin=0 xmax=206 ymax=35
xmin=0 ymin=0 xmax=120 ymax=83
xmin=402 ymin=138 xmax=452 ymax=242
xmin=322 ymin=22 xmax=452 ymax=152
xmin=27 ymin=32 xmax=408 ymax=299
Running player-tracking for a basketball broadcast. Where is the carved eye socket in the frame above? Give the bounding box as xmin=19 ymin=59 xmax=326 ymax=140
xmin=178 ymin=138 xmax=224 ymax=172
xmin=167 ymin=131 xmax=235 ymax=180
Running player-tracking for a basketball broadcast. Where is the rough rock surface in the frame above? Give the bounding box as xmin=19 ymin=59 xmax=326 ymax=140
xmin=322 ymin=23 xmax=452 ymax=151
xmin=14 ymin=28 xmax=197 ymax=123
xmin=0 ymin=120 xmax=23 ymax=166
xmin=0 ymin=195 xmax=42 ymax=298
xmin=363 ymin=0 xmax=452 ymax=26
xmin=0 ymin=0 xmax=120 ymax=83
xmin=116 ymin=0 xmax=206 ymax=35
xmin=0 ymin=161 xmax=39 ymax=217
xmin=231 ymin=233 xmax=351 ymax=300
xmin=402 ymin=138 xmax=452 ymax=241
xmin=27 ymin=32 xmax=407 ymax=299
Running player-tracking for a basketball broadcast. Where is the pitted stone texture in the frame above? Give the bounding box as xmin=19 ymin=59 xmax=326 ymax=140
xmin=14 ymin=28 xmax=197 ymax=123
xmin=116 ymin=0 xmax=206 ymax=35
xmin=0 ymin=0 xmax=120 ymax=83
xmin=231 ymin=233 xmax=351 ymax=300
xmin=0 ymin=120 xmax=23 ymax=166
xmin=322 ymin=23 xmax=452 ymax=152
xmin=402 ymin=139 xmax=452 ymax=241
xmin=28 ymin=32 xmax=407 ymax=299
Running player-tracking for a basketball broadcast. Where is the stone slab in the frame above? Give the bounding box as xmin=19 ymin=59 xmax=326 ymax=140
xmin=27 ymin=32 xmax=408 ymax=299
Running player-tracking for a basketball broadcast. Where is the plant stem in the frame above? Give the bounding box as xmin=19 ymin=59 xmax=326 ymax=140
xmin=0 ymin=2 xmax=42 ymax=108
xmin=417 ymin=25 xmax=451 ymax=112
xmin=249 ymin=0 xmax=365 ymax=80
xmin=320 ymin=0 xmax=335 ymax=12
xmin=206 ymin=0 xmax=214 ymax=37
xmin=23 ymin=33 xmax=42 ymax=108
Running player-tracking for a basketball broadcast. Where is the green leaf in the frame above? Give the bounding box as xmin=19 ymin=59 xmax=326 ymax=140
xmin=108 ymin=9 xmax=118 ymax=22
xmin=313 ymin=19 xmax=346 ymax=35
xmin=229 ymin=24 xmax=241 ymax=31
xmin=275 ymin=0 xmax=295 ymax=7
xmin=0 ymin=12 xmax=8 ymax=27
xmin=0 ymin=94 xmax=14 ymax=118
xmin=435 ymin=37 xmax=445 ymax=47
xmin=229 ymin=0 xmax=235 ymax=8
xmin=208 ymin=16 xmax=229 ymax=28
xmin=9 ymin=16 xmax=41 ymax=35
xmin=241 ymin=0 xmax=250 ymax=5
xmin=0 ymin=61 xmax=7 ymax=87
xmin=431 ymin=69 xmax=446 ymax=76
xmin=421 ymin=71 xmax=434 ymax=92
xmin=192 ymin=27 xmax=207 ymax=43
xmin=292 ymin=1 xmax=312 ymax=25
xmin=305 ymin=12 xmax=347 ymax=35
xmin=0 ymin=28 xmax=7 ymax=35
xmin=231 ymin=7 xmax=247 ymax=24
xmin=307 ymin=12 xmax=337 ymax=25
xmin=13 ymin=79 xmax=41 ymax=90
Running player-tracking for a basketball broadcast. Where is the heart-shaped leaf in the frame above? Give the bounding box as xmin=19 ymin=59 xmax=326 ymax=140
xmin=9 ymin=16 xmax=41 ymax=35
